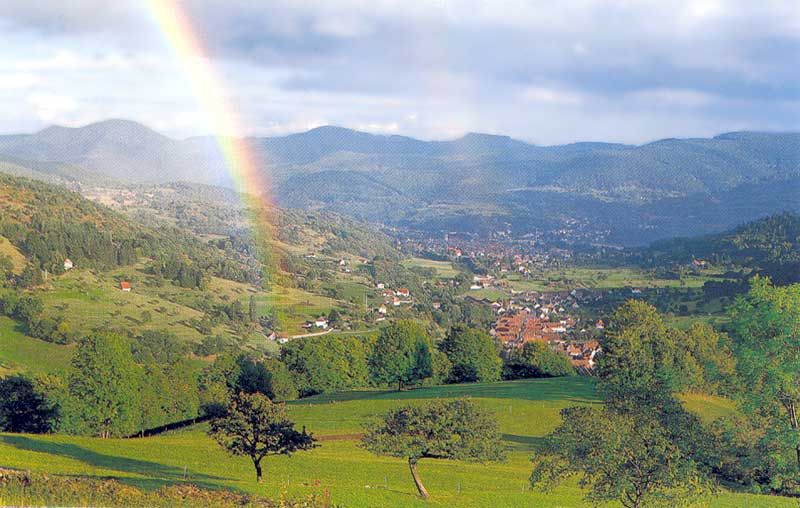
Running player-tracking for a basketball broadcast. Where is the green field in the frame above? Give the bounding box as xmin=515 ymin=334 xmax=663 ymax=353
xmin=0 ymin=316 xmax=72 ymax=375
xmin=0 ymin=235 xmax=25 ymax=274
xmin=507 ymin=267 xmax=722 ymax=292
xmin=0 ymin=377 xmax=792 ymax=508
xmin=401 ymin=257 xmax=460 ymax=279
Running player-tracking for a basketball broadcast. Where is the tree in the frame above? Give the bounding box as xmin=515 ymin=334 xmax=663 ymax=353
xmin=503 ymin=341 xmax=574 ymax=379
xmin=0 ymin=375 xmax=58 ymax=433
xmin=729 ymin=278 xmax=800 ymax=479
xmin=531 ymin=406 xmax=709 ymax=508
xmin=438 ymin=325 xmax=501 ymax=383
xmin=361 ymin=399 xmax=505 ymax=498
xmin=209 ymin=392 xmax=316 ymax=482
xmin=597 ymin=300 xmax=701 ymax=411
xmin=67 ymin=333 xmax=140 ymax=437
xmin=369 ymin=321 xmax=432 ymax=390
xmin=248 ymin=295 xmax=258 ymax=324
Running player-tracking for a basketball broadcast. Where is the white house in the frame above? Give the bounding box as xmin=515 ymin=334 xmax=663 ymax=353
xmin=63 ymin=259 xmax=74 ymax=271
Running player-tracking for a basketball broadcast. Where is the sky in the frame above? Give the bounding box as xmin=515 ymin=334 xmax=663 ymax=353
xmin=0 ymin=0 xmax=798 ymax=145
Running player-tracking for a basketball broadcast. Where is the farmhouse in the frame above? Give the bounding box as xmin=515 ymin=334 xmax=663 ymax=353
xmin=63 ymin=258 xmax=73 ymax=271
xmin=120 ymin=281 xmax=131 ymax=292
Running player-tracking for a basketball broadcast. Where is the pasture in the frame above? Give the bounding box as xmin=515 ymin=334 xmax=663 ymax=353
xmin=0 ymin=377 xmax=793 ymax=508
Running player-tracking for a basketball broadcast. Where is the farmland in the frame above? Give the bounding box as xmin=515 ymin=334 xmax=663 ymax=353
xmin=0 ymin=377 xmax=791 ymax=508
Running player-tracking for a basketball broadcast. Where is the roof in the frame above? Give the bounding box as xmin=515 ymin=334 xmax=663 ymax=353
xmin=120 ymin=281 xmax=131 ymax=289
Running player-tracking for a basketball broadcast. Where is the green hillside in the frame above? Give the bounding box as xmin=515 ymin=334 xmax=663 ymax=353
xmin=0 ymin=378 xmax=790 ymax=508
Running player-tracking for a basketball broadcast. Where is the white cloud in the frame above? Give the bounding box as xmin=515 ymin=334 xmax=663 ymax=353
xmin=521 ymin=86 xmax=583 ymax=106
xmin=26 ymin=93 xmax=77 ymax=123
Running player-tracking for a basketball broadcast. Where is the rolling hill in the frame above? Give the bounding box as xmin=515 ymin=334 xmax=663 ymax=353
xmin=1 ymin=120 xmax=799 ymax=244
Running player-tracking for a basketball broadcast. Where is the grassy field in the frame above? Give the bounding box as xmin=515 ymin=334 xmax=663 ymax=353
xmin=401 ymin=257 xmax=460 ymax=279
xmin=0 ymin=377 xmax=793 ymax=508
xmin=0 ymin=316 xmax=72 ymax=375
xmin=0 ymin=235 xmax=25 ymax=274
xmin=507 ymin=267 xmax=723 ymax=292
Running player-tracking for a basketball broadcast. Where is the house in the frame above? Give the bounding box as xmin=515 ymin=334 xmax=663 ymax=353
xmin=432 ymin=302 xmax=441 ymax=310
xmin=339 ymin=259 xmax=347 ymax=266
xmin=63 ymin=259 xmax=73 ymax=271
xmin=596 ymin=319 xmax=605 ymax=330
xmin=314 ymin=317 xmax=329 ymax=329
xmin=378 ymin=304 xmax=388 ymax=315
xmin=395 ymin=288 xmax=410 ymax=298
xmin=120 ymin=281 xmax=131 ymax=292
xmin=376 ymin=282 xmax=385 ymax=289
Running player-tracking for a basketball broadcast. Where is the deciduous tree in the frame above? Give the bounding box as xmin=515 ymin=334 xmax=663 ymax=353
xmin=209 ymin=392 xmax=315 ymax=482
xmin=362 ymin=399 xmax=505 ymax=498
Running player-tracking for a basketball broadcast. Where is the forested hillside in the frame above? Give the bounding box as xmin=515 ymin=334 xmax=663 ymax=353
xmin=639 ymin=213 xmax=800 ymax=285
xmin=2 ymin=120 xmax=799 ymax=244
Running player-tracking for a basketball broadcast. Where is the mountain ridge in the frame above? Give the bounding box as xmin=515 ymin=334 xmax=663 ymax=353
xmin=1 ymin=119 xmax=798 ymax=245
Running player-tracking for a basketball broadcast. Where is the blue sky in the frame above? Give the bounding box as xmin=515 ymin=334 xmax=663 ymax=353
xmin=0 ymin=0 xmax=798 ymax=144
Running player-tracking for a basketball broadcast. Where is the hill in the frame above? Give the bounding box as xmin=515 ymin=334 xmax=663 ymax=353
xmin=0 ymin=377 xmax=791 ymax=508
xmin=640 ymin=213 xmax=800 ymax=285
xmin=0 ymin=174 xmax=414 ymax=374
xmin=1 ymin=121 xmax=799 ymax=245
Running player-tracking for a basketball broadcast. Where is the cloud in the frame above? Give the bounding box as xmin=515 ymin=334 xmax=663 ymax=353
xmin=0 ymin=0 xmax=798 ymax=144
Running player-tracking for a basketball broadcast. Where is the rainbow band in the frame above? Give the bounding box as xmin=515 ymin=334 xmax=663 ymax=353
xmin=145 ymin=0 xmax=276 ymax=282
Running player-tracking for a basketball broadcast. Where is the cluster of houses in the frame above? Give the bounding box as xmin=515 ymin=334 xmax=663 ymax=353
xmin=375 ymin=285 xmax=412 ymax=321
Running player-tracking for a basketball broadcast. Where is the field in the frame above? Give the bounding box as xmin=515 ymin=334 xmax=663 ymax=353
xmin=0 ymin=377 xmax=793 ymax=508
xmin=401 ymin=257 xmax=461 ymax=279
xmin=0 ymin=316 xmax=72 ymax=375
xmin=506 ymin=267 xmax=723 ymax=292
xmin=0 ymin=235 xmax=25 ymax=274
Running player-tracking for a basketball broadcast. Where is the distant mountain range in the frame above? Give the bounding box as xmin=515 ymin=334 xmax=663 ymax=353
xmin=1 ymin=119 xmax=798 ymax=245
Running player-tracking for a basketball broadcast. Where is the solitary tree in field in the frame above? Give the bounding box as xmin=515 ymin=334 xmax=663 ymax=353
xmin=209 ymin=392 xmax=316 ymax=483
xmin=361 ymin=399 xmax=505 ymax=499
xmin=369 ymin=320 xmax=432 ymax=390
xmin=531 ymin=406 xmax=709 ymax=508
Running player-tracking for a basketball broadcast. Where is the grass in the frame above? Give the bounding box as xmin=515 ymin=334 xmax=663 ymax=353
xmin=401 ymin=258 xmax=460 ymax=279
xmin=507 ymin=267 xmax=724 ymax=292
xmin=0 ymin=316 xmax=72 ymax=375
xmin=0 ymin=377 xmax=794 ymax=508
xmin=0 ymin=235 xmax=25 ymax=274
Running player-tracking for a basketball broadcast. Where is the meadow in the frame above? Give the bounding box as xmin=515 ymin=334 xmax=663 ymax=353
xmin=0 ymin=316 xmax=72 ymax=375
xmin=0 ymin=377 xmax=793 ymax=508
xmin=401 ymin=257 xmax=461 ymax=279
xmin=507 ymin=267 xmax=723 ymax=292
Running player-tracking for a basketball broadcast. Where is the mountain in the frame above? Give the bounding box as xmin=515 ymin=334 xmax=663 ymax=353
xmin=1 ymin=120 xmax=799 ymax=245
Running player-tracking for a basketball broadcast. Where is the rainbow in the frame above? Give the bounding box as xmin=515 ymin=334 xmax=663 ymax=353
xmin=144 ymin=0 xmax=276 ymax=281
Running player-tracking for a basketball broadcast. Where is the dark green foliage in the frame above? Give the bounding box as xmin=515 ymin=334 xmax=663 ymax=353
xmin=503 ymin=341 xmax=574 ymax=379
xmin=368 ymin=321 xmax=432 ymax=390
xmin=531 ymin=406 xmax=709 ymax=508
xmin=66 ymin=333 xmax=140 ymax=438
xmin=209 ymin=392 xmax=316 ymax=482
xmin=597 ymin=300 xmax=731 ymax=409
xmin=641 ymin=213 xmax=800 ymax=284
xmin=132 ymin=330 xmax=187 ymax=364
xmin=281 ymin=335 xmax=373 ymax=396
xmin=0 ymin=374 xmax=58 ymax=433
xmin=362 ymin=399 xmax=505 ymax=498
xmin=728 ymin=278 xmax=800 ymax=492
xmin=438 ymin=325 xmax=502 ymax=383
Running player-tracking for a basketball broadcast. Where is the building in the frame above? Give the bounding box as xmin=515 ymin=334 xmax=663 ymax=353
xmin=120 ymin=281 xmax=131 ymax=292
xmin=63 ymin=259 xmax=73 ymax=271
